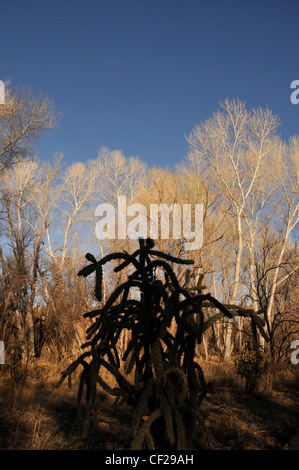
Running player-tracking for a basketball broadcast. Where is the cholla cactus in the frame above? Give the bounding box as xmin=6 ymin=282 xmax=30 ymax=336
xmin=57 ymin=239 xmax=267 ymax=449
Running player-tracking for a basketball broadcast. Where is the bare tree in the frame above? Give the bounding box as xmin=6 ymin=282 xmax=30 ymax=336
xmin=0 ymin=82 xmax=58 ymax=173
xmin=185 ymin=99 xmax=281 ymax=360
xmin=0 ymin=159 xmax=44 ymax=359
xmin=261 ymin=138 xmax=299 ymax=354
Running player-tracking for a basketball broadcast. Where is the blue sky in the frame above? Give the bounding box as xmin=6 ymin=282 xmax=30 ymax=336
xmin=1 ymin=0 xmax=299 ymax=168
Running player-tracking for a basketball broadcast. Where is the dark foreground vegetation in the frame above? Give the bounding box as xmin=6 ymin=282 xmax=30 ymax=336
xmin=1 ymin=239 xmax=299 ymax=451
xmin=0 ymin=358 xmax=299 ymax=450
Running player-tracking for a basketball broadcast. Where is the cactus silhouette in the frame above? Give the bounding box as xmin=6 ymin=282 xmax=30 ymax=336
xmin=57 ymin=238 xmax=268 ymax=449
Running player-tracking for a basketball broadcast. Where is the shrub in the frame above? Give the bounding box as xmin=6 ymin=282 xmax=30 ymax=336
xmin=234 ymin=342 xmax=267 ymax=393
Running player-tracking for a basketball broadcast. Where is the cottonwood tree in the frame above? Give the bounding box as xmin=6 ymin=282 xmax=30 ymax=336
xmin=37 ymin=158 xmax=103 ymax=357
xmin=0 ymin=159 xmax=45 ymax=360
xmin=94 ymin=147 xmax=147 ymax=244
xmin=0 ymin=155 xmax=96 ymax=361
xmin=34 ymin=150 xmax=146 ymax=359
xmin=44 ymin=159 xmax=101 ymax=267
xmin=185 ymin=99 xmax=281 ymax=360
xmin=137 ymin=168 xmax=186 ymax=261
xmin=0 ymin=82 xmax=58 ymax=360
xmin=254 ymin=225 xmax=299 ymax=361
xmin=260 ymin=138 xmax=299 ymax=355
xmin=92 ymin=147 xmax=147 ymax=270
xmin=0 ymin=82 xmax=58 ymax=173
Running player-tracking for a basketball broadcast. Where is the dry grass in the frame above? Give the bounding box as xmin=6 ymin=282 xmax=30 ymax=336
xmin=0 ymin=357 xmax=299 ymax=450
xmin=199 ymin=358 xmax=299 ymax=450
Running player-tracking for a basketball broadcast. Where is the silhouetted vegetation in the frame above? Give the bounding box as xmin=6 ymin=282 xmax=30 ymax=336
xmin=57 ymin=239 xmax=273 ymax=449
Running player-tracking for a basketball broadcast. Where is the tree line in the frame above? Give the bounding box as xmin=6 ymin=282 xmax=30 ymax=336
xmin=0 ymin=83 xmax=298 ymax=367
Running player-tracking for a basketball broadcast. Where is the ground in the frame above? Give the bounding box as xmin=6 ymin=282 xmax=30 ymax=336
xmin=0 ymin=358 xmax=298 ymax=450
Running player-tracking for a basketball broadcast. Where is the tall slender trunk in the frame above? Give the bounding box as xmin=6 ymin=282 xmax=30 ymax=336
xmin=24 ymin=309 xmax=36 ymax=360
xmin=265 ymin=238 xmax=288 ymax=357
xmin=223 ymin=215 xmax=243 ymax=361
xmin=14 ymin=308 xmax=26 ymax=362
